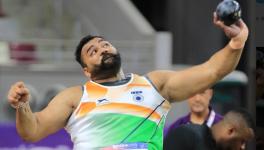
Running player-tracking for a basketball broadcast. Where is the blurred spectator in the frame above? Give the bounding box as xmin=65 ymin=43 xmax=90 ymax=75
xmin=164 ymin=108 xmax=255 ymax=150
xmin=257 ymin=49 xmax=264 ymax=100
xmin=165 ymin=88 xmax=222 ymax=136
xmin=257 ymin=48 xmax=264 ymax=150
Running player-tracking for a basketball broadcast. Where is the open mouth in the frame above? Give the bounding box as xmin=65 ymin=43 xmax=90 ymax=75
xmin=102 ymin=55 xmax=114 ymax=63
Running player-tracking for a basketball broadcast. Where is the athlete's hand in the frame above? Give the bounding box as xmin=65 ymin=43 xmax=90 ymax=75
xmin=7 ymin=82 xmax=30 ymax=109
xmin=213 ymin=12 xmax=248 ymax=49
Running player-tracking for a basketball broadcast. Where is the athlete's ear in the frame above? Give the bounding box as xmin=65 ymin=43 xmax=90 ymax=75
xmin=83 ymin=67 xmax=91 ymax=78
xmin=227 ymin=126 xmax=236 ymax=137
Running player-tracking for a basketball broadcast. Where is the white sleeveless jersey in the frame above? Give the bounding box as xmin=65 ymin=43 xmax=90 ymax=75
xmin=65 ymin=74 xmax=171 ymax=150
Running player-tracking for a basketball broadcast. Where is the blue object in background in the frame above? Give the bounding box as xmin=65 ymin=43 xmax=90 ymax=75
xmin=0 ymin=122 xmax=73 ymax=150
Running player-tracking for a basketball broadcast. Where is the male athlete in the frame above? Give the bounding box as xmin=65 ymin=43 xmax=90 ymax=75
xmin=7 ymin=13 xmax=248 ymax=149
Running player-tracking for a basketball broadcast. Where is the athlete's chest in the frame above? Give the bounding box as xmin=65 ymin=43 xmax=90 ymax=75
xmin=82 ymin=87 xmax=161 ymax=111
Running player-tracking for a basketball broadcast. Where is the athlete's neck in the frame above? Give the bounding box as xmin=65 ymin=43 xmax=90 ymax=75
xmin=92 ymin=72 xmax=125 ymax=84
xmin=190 ymin=108 xmax=210 ymax=124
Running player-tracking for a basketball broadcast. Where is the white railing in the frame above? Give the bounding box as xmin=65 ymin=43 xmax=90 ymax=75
xmin=0 ymin=38 xmax=158 ymax=74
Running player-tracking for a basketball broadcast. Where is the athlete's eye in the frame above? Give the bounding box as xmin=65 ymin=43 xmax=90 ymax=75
xmin=102 ymin=43 xmax=110 ymax=48
xmin=91 ymin=49 xmax=97 ymax=56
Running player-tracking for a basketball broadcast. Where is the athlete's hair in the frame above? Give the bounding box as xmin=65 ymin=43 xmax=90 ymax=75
xmin=75 ymin=35 xmax=103 ymax=68
xmin=225 ymin=108 xmax=255 ymax=134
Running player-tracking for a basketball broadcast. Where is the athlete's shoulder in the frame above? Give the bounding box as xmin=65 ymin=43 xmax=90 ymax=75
xmin=61 ymin=85 xmax=82 ymax=93
xmin=56 ymin=85 xmax=83 ymax=99
xmin=145 ymin=70 xmax=170 ymax=89
xmin=52 ymin=85 xmax=83 ymax=107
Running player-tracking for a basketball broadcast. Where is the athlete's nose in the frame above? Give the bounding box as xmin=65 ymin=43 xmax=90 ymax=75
xmin=101 ymin=49 xmax=109 ymax=56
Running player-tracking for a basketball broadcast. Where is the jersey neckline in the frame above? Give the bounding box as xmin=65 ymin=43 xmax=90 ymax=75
xmin=89 ymin=73 xmax=134 ymax=88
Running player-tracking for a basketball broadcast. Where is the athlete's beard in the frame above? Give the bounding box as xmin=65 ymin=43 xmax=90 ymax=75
xmin=91 ymin=52 xmax=121 ymax=80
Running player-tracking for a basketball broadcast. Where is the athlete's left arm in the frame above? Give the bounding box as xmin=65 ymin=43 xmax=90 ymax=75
xmin=147 ymin=14 xmax=248 ymax=103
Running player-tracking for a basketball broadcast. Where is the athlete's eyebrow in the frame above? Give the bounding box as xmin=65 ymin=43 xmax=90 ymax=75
xmin=86 ymin=38 xmax=106 ymax=54
xmin=87 ymin=45 xmax=94 ymax=54
xmin=98 ymin=38 xmax=106 ymax=43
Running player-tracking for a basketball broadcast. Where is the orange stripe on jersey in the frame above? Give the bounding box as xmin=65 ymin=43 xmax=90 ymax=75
xmin=94 ymin=103 xmax=161 ymax=120
xmin=128 ymin=84 xmax=151 ymax=87
xmin=86 ymin=82 xmax=108 ymax=99
xmin=127 ymin=74 xmax=151 ymax=88
xmin=131 ymin=74 xmax=149 ymax=84
xmin=76 ymin=102 xmax=96 ymax=117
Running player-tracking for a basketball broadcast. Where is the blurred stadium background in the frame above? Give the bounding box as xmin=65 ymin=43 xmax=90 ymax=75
xmin=0 ymin=0 xmax=256 ymax=149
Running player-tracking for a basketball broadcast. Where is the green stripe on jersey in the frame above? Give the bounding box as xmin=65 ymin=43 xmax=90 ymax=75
xmin=82 ymin=113 xmax=165 ymax=149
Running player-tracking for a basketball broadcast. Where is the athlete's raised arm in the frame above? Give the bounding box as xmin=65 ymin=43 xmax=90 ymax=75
xmin=147 ymin=14 xmax=248 ymax=102
xmin=7 ymin=81 xmax=82 ymax=142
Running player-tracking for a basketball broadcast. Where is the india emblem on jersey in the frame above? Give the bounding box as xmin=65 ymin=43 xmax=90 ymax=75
xmin=131 ymin=90 xmax=144 ymax=102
